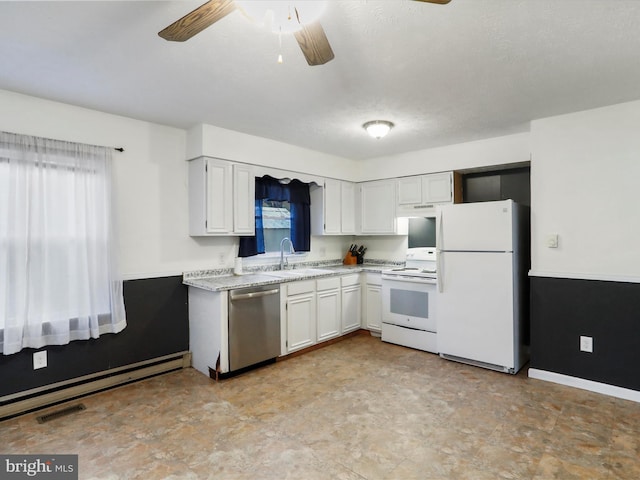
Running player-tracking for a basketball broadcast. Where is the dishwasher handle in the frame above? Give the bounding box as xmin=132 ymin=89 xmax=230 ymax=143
xmin=230 ymin=288 xmax=279 ymax=302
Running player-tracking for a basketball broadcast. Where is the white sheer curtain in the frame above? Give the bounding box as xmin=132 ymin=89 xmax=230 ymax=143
xmin=0 ymin=131 xmax=126 ymax=355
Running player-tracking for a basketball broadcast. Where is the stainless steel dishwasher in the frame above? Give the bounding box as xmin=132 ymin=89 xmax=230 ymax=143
xmin=228 ymin=284 xmax=281 ymax=372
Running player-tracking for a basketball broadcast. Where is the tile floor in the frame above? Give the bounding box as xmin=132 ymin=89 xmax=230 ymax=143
xmin=2 ymin=334 xmax=639 ymax=479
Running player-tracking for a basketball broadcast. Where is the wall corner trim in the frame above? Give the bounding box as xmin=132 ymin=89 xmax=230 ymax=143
xmin=528 ymin=368 xmax=640 ymax=403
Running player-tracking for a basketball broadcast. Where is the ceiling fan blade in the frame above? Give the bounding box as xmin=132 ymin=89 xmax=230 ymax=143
xmin=413 ymin=0 xmax=452 ymax=4
xmin=293 ymin=21 xmax=335 ymax=66
xmin=158 ymin=0 xmax=236 ymax=42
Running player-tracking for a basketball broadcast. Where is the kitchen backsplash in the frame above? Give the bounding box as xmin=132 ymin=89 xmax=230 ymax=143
xmin=183 ymin=258 xmax=404 ymax=280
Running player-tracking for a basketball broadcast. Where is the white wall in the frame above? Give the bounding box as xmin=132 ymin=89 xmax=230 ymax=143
xmin=0 ymin=89 xmax=535 ymax=278
xmin=358 ymin=132 xmax=531 ymax=181
xmin=188 ymin=123 xmax=360 ymax=182
xmin=0 ymin=90 xmax=353 ymax=278
xmin=0 ymin=89 xmax=219 ymax=278
xmin=530 ymin=100 xmax=640 ymax=281
xmin=356 ymin=133 xmax=531 ymax=261
xmin=188 ymin=123 xmax=361 ymax=267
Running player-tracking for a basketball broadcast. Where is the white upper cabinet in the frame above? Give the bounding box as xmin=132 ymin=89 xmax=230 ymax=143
xmin=397 ymin=176 xmax=423 ymax=205
xmin=189 ymin=157 xmax=255 ymax=236
xmin=204 ymin=159 xmax=232 ymax=234
xmin=423 ymin=172 xmax=453 ymax=203
xmin=310 ymin=179 xmax=356 ymax=235
xmin=396 ymin=171 xmax=453 ymax=216
xmin=340 ymin=181 xmax=356 ymax=234
xmin=232 ymin=164 xmax=255 ymax=235
xmin=358 ymin=179 xmax=397 ymax=235
xmin=323 ymin=179 xmax=341 ymax=234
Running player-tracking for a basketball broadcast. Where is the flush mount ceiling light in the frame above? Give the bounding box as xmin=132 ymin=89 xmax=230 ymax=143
xmin=363 ymin=120 xmax=395 ymax=139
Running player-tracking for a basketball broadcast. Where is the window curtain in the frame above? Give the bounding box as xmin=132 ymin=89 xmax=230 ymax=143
xmin=238 ymin=175 xmax=311 ymax=257
xmin=0 ymin=131 xmax=127 ymax=355
xmin=288 ymin=179 xmax=311 ymax=252
xmin=237 ymin=199 xmax=265 ymax=258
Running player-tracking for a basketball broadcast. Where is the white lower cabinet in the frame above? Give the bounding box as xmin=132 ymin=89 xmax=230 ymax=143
xmin=363 ymin=273 xmax=382 ymax=333
xmin=284 ymin=274 xmax=366 ymax=354
xmin=316 ymin=277 xmax=341 ymax=342
xmin=341 ymin=274 xmax=362 ymax=334
xmin=188 ymin=287 xmax=228 ymax=376
xmin=285 ymin=280 xmax=316 ymax=353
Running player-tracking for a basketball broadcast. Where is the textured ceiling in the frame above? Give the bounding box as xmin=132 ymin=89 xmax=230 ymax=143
xmin=1 ymin=1 xmax=640 ymax=160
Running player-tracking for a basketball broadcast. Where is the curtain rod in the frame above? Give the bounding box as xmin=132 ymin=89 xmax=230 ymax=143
xmin=2 ymin=129 xmax=125 ymax=153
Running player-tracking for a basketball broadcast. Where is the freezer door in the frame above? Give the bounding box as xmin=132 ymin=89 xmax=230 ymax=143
xmin=439 ymin=200 xmax=516 ymax=252
xmin=438 ymin=251 xmax=517 ymax=370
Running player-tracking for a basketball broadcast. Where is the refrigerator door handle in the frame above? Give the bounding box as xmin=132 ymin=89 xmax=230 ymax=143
xmin=437 ymin=210 xmax=444 ymax=252
xmin=438 ymin=251 xmax=444 ymax=293
xmin=437 ymin=212 xmax=444 ymax=293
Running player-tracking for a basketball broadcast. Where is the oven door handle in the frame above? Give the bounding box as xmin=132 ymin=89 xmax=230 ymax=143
xmin=382 ymin=275 xmax=437 ymax=285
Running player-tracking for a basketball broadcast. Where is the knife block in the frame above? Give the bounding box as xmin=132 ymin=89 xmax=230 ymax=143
xmin=343 ymin=252 xmax=357 ymax=265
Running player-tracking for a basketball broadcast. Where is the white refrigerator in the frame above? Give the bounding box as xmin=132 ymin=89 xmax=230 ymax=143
xmin=437 ymin=199 xmax=528 ymax=374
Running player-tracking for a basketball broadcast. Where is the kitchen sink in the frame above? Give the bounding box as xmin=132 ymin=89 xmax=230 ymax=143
xmin=294 ymin=268 xmax=334 ymax=276
xmin=263 ymin=268 xmax=332 ymax=278
xmin=263 ymin=270 xmax=303 ymax=278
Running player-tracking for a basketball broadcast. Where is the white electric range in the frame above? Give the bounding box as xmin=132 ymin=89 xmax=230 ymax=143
xmin=381 ymin=248 xmax=438 ymax=353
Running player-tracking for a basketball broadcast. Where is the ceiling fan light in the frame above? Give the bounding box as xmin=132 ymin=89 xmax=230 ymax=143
xmin=237 ymin=1 xmax=327 ymax=34
xmin=363 ymin=120 xmax=394 ymax=139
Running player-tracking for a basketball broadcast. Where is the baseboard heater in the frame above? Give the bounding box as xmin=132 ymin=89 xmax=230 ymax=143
xmin=0 ymin=351 xmax=191 ymax=421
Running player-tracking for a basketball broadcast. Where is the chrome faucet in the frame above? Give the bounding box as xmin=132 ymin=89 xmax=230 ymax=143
xmin=279 ymin=237 xmax=295 ymax=270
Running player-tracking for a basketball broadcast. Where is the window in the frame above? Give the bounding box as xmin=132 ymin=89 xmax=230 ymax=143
xmin=238 ymin=175 xmax=311 ymax=258
xmin=261 ymin=200 xmax=291 ymax=253
xmin=0 ymin=131 xmax=126 ymax=355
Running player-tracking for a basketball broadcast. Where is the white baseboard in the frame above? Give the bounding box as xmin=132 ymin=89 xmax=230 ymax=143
xmin=528 ymin=368 xmax=640 ymax=403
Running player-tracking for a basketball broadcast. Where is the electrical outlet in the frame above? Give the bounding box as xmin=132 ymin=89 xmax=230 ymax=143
xmin=546 ymin=234 xmax=559 ymax=248
xmin=218 ymin=253 xmax=225 ymax=265
xmin=33 ymin=350 xmax=47 ymax=369
xmin=580 ymin=336 xmax=593 ymax=353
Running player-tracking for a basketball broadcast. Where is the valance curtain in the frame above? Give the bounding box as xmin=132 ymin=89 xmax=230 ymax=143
xmin=0 ymin=131 xmax=127 ymax=355
xmin=238 ymin=175 xmax=311 ymax=258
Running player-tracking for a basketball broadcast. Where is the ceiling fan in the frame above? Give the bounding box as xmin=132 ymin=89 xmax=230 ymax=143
xmin=158 ymin=0 xmax=451 ymax=66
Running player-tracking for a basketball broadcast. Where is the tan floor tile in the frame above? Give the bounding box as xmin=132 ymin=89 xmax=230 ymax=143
xmin=1 ymin=335 xmax=640 ymax=479
xmin=532 ymin=453 xmax=614 ymax=480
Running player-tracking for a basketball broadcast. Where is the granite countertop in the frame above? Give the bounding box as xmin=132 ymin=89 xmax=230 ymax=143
xmin=183 ymin=263 xmax=398 ymax=292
